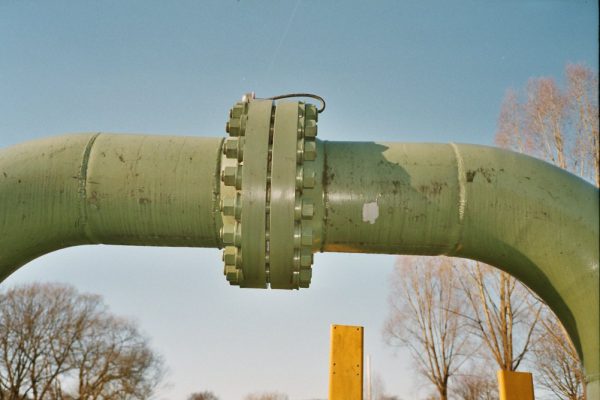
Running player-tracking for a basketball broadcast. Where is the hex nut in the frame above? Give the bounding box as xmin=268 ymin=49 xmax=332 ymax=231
xmin=221 ymin=224 xmax=235 ymax=245
xmin=221 ymin=197 xmax=235 ymax=216
xmin=223 ymin=246 xmax=238 ymax=266
xmin=224 ymin=137 xmax=243 ymax=160
xmin=222 ymin=165 xmax=242 ymax=189
xmin=301 ymin=201 xmax=314 ymax=219
xmin=304 ymin=139 xmax=316 ymax=161
xmin=221 ymin=223 xmax=241 ymax=246
xmin=304 ymin=119 xmax=317 ymax=138
xmin=301 ymin=226 xmax=313 ymax=246
xmin=228 ymin=119 xmax=242 ymax=136
xmin=222 ymin=166 xmax=236 ymax=185
xmin=225 ymin=266 xmax=240 ymax=284
xmin=300 ymin=249 xmax=312 ymax=268
xmin=303 ymin=166 xmax=316 ymax=188
xmin=305 ymin=104 xmax=318 ymax=121
xmin=299 ymin=269 xmax=312 ymax=287
xmin=231 ymin=103 xmax=245 ymax=118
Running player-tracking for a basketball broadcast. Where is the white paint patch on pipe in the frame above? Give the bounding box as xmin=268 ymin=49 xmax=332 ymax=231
xmin=362 ymin=201 xmax=379 ymax=224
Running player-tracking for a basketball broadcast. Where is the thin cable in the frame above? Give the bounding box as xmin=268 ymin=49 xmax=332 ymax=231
xmin=262 ymin=93 xmax=326 ymax=114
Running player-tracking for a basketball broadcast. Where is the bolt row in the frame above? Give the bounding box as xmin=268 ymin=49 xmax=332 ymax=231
xmin=291 ymin=103 xmax=318 ymax=288
xmin=220 ymin=100 xmax=250 ymax=286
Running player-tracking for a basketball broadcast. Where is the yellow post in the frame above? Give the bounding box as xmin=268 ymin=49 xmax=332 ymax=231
xmin=329 ymin=324 xmax=363 ymax=400
xmin=497 ymin=370 xmax=535 ymax=400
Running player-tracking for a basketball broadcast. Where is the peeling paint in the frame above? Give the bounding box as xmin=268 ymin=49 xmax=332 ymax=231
xmin=362 ymin=201 xmax=379 ymax=224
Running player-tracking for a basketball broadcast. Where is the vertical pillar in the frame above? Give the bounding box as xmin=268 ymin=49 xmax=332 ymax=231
xmin=329 ymin=324 xmax=363 ymax=400
xmin=497 ymin=370 xmax=535 ymax=400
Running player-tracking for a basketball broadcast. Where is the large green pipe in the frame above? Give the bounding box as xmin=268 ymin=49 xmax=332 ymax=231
xmin=0 ymin=133 xmax=223 ymax=280
xmin=0 ymin=133 xmax=597 ymax=394
xmin=321 ymin=141 xmax=598 ymax=396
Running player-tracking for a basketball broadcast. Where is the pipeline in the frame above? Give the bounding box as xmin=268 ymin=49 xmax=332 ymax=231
xmin=0 ymin=97 xmax=597 ymax=395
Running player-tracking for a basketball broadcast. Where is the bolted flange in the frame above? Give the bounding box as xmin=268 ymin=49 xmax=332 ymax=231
xmin=218 ymin=94 xmax=322 ymax=289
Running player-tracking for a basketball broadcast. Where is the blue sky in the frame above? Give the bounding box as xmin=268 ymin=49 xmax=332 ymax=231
xmin=1 ymin=1 xmax=597 ymax=399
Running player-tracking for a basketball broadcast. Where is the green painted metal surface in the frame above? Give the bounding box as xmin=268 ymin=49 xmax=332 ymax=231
xmin=0 ymin=133 xmax=223 ymax=280
xmin=0 ymin=98 xmax=597 ymax=394
xmin=320 ymin=140 xmax=598 ymax=396
xmin=237 ymin=100 xmax=271 ymax=288
xmin=219 ymin=98 xmax=320 ymax=289
xmin=270 ymin=102 xmax=304 ymax=289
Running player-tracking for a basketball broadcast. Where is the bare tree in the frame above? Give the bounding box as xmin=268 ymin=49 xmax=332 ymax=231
xmin=384 ymin=257 xmax=469 ymax=400
xmin=0 ymin=283 xmax=164 ymax=400
xmin=0 ymin=284 xmax=98 ymax=399
xmin=496 ymin=63 xmax=599 ymax=185
xmin=458 ymin=262 xmax=542 ymax=372
xmin=566 ymin=64 xmax=599 ymax=186
xmin=72 ymin=315 xmax=164 ymax=399
xmin=533 ymin=311 xmax=585 ymax=400
xmin=187 ymin=391 xmax=219 ymax=400
xmin=243 ymin=392 xmax=288 ymax=400
xmin=454 ymin=372 xmax=498 ymax=400
xmin=366 ymin=372 xmax=400 ymax=400
xmin=495 ymin=63 xmax=597 ymax=399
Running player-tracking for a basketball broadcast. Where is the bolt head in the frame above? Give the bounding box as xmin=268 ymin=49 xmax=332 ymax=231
xmin=223 ymin=247 xmax=238 ymax=265
xmin=304 ymin=139 xmax=316 ymax=161
xmin=301 ymin=226 xmax=313 ymax=246
xmin=304 ymin=119 xmax=317 ymax=138
xmin=303 ymin=167 xmax=316 ymax=188
xmin=228 ymin=119 xmax=241 ymax=136
xmin=221 ymin=224 xmax=235 ymax=245
xmin=301 ymin=201 xmax=314 ymax=219
xmin=305 ymin=104 xmax=318 ymax=121
xmin=222 ymin=166 xmax=236 ymax=186
xmin=223 ymin=138 xmax=242 ymax=159
xmin=300 ymin=249 xmax=313 ymax=268
xmin=221 ymin=197 xmax=235 ymax=216
xmin=299 ymin=269 xmax=312 ymax=288
xmin=231 ymin=103 xmax=245 ymax=118
xmin=222 ymin=166 xmax=242 ymax=188
xmin=225 ymin=265 xmax=240 ymax=284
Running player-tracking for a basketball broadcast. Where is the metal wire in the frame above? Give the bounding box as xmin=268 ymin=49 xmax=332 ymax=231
xmin=262 ymin=93 xmax=326 ymax=114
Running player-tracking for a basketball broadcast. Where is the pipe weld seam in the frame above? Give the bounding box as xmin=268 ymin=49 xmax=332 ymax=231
xmin=320 ymin=140 xmax=329 ymax=252
xmin=78 ymin=132 xmax=101 ymax=243
xmin=449 ymin=142 xmax=467 ymax=254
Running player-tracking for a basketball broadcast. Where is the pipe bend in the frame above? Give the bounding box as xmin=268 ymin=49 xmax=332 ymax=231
xmin=0 ymin=133 xmax=223 ymax=282
xmin=322 ymin=141 xmax=598 ymax=388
